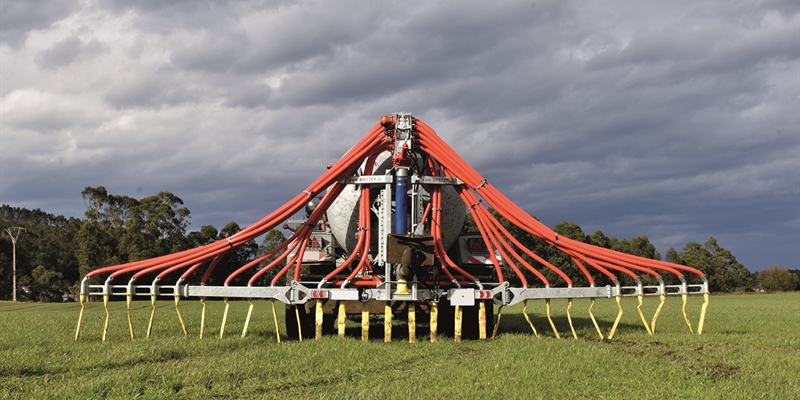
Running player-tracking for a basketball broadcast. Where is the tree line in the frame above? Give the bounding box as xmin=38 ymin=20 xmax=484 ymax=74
xmin=0 ymin=187 xmax=285 ymax=302
xmin=1 ymin=187 xmax=797 ymax=301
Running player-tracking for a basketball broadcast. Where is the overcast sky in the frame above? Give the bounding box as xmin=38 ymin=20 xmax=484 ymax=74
xmin=1 ymin=0 xmax=798 ymax=271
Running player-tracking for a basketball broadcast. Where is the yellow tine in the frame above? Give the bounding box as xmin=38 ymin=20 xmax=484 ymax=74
xmin=637 ymin=294 xmax=653 ymax=336
xmin=101 ymin=294 xmax=110 ymax=342
xmin=588 ymin=298 xmax=604 ymax=340
xmin=545 ymin=299 xmax=560 ymax=339
xmin=697 ymin=292 xmax=709 ymax=335
xmin=608 ymin=295 xmax=623 ymax=339
xmin=567 ymin=298 xmax=577 ymax=340
xmin=492 ymin=305 xmax=504 ymax=339
xmin=522 ymin=300 xmax=538 ymax=337
xmin=219 ymin=298 xmax=230 ymax=339
xmin=175 ymin=294 xmax=188 ymax=336
xmin=295 ymin=305 xmax=303 ymax=342
xmin=271 ymin=299 xmax=281 ymax=343
xmin=199 ymin=297 xmax=206 ymax=339
xmin=682 ymin=293 xmax=695 ymax=334
xmin=650 ymin=294 xmax=666 ymax=334
xmin=242 ymin=299 xmax=254 ymax=338
xmin=146 ymin=294 xmax=156 ymax=339
xmin=75 ymin=293 xmax=86 ymax=341
xmin=126 ymin=294 xmax=135 ymax=340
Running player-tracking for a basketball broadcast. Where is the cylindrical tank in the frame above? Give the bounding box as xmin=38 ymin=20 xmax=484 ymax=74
xmin=327 ymin=151 xmax=466 ymax=255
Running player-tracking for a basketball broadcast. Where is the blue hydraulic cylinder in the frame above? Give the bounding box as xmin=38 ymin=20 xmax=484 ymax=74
xmin=394 ymin=167 xmax=409 ymax=234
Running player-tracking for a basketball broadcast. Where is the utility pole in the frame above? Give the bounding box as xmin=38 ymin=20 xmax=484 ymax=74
xmin=5 ymin=227 xmax=26 ymax=302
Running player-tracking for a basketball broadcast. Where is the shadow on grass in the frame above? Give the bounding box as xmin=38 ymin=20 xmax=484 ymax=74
xmin=277 ymin=313 xmax=651 ymax=341
xmin=496 ymin=313 xmax=647 ymax=338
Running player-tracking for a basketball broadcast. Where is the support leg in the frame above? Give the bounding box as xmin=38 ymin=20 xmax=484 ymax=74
xmin=384 ymin=302 xmax=392 ymax=342
xmin=454 ymin=305 xmax=462 ymax=343
xmin=315 ymin=299 xmax=323 ymax=340
xmin=478 ymin=301 xmax=487 ymax=340
xmin=338 ymin=301 xmax=346 ymax=339
xmin=408 ymin=304 xmax=416 ymax=343
xmin=430 ymin=302 xmax=438 ymax=342
xmin=361 ymin=302 xmax=369 ymax=342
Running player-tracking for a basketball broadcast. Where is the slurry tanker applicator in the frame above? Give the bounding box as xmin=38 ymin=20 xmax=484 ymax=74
xmin=76 ymin=113 xmax=709 ymax=342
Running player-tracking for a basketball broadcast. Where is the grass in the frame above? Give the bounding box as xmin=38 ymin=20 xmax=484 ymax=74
xmin=1 ymin=293 xmax=798 ymax=399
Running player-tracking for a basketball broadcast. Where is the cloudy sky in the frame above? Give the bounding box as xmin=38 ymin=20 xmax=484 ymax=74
xmin=1 ymin=0 xmax=798 ymax=271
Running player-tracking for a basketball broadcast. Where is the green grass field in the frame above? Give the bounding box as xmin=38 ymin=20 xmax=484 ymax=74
xmin=1 ymin=293 xmax=798 ymax=399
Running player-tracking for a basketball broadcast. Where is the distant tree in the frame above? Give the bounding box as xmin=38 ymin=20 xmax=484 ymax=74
xmin=549 ymin=221 xmax=592 ymax=287
xmin=259 ymin=228 xmax=287 ymax=261
xmin=608 ymin=236 xmax=663 ymax=285
xmin=756 ymin=266 xmax=799 ymax=292
xmin=669 ymin=237 xmax=752 ymax=292
xmin=612 ymin=236 xmax=661 ymax=261
xmin=187 ymin=225 xmax=219 ymax=248
xmin=553 ymin=221 xmax=588 ymax=242
xmin=588 ymin=229 xmax=613 ymax=249
xmin=20 ymin=265 xmax=68 ymax=302
xmin=250 ymin=228 xmax=289 ymax=284
xmin=76 ymin=186 xmax=191 ymax=282
xmin=462 ymin=212 xmax=478 ymax=233
xmin=790 ymin=270 xmax=800 ymax=290
xmin=202 ymin=222 xmax=259 ymax=286
xmin=0 ymin=205 xmax=80 ymax=301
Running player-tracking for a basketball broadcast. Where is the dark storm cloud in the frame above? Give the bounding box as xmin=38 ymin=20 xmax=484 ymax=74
xmin=1 ymin=0 xmax=797 ymax=271
xmin=34 ymin=35 xmax=107 ymax=69
xmin=102 ymin=72 xmax=206 ymax=109
xmin=0 ymin=0 xmax=80 ymax=48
